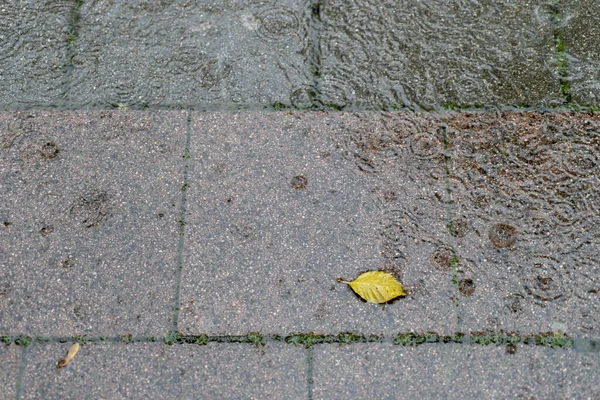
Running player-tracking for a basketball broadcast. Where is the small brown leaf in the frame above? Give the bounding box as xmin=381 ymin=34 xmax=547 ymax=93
xmin=57 ymin=343 xmax=79 ymax=368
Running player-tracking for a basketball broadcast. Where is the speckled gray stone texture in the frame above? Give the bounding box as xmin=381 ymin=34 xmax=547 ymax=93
xmin=0 ymin=344 xmax=22 ymax=400
xmin=444 ymin=112 xmax=600 ymax=336
xmin=0 ymin=1 xmax=70 ymax=106
xmin=559 ymin=0 xmax=600 ymax=106
xmin=0 ymin=111 xmax=186 ymax=336
xmin=181 ymin=111 xmax=456 ymax=335
xmin=318 ymin=0 xmax=563 ymax=109
xmin=21 ymin=341 xmax=306 ymax=400
xmin=312 ymin=343 xmax=600 ymax=399
xmin=69 ymin=0 xmax=314 ymax=108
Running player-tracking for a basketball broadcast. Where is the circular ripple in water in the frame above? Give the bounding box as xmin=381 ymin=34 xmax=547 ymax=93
xmin=488 ymin=223 xmax=517 ymax=248
xmin=168 ymin=49 xmax=224 ymax=89
xmin=40 ymin=0 xmax=75 ymax=16
xmin=409 ymin=130 xmax=443 ymax=160
xmin=565 ymin=144 xmax=598 ymax=177
xmin=381 ymin=114 xmax=422 ymax=141
xmin=0 ymin=5 xmax=21 ymax=63
xmin=256 ymin=7 xmax=301 ymax=43
xmin=290 ymin=85 xmax=316 ymax=109
xmin=521 ymin=255 xmax=568 ymax=304
xmin=568 ymin=259 xmax=600 ymax=302
xmin=102 ymin=75 xmax=165 ymax=108
xmin=547 ymin=200 xmax=581 ymax=227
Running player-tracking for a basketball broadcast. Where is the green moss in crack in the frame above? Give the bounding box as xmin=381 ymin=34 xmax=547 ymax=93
xmin=272 ymin=102 xmax=288 ymax=111
xmin=164 ymin=331 xmax=183 ymax=346
xmin=285 ymin=333 xmax=331 ymax=348
xmin=1 ymin=336 xmax=12 ymax=346
xmin=394 ymin=333 xmax=426 ymax=346
xmin=338 ymin=333 xmax=364 ymax=344
xmin=14 ymin=336 xmax=32 ymax=347
xmin=121 ymin=334 xmax=133 ymax=344
xmin=74 ymin=335 xmax=88 ymax=345
xmin=246 ymin=332 xmax=265 ymax=347
xmin=193 ymin=335 xmax=209 ymax=346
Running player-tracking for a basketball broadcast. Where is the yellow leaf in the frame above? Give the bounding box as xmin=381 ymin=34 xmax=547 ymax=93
xmin=57 ymin=343 xmax=79 ymax=368
xmin=337 ymin=271 xmax=406 ymax=304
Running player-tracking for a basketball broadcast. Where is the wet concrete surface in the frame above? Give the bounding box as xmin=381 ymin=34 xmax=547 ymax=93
xmin=181 ymin=111 xmax=455 ymax=335
xmin=0 ymin=111 xmax=186 ymax=337
xmin=313 ymin=343 xmax=600 ymax=399
xmin=1 ymin=110 xmax=599 ymax=398
xmin=0 ymin=0 xmax=599 ymax=110
xmin=1 ymin=0 xmax=600 ymax=398
xmin=20 ymin=341 xmax=306 ymax=400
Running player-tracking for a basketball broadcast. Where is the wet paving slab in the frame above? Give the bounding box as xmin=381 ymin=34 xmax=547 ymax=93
xmin=20 ymin=341 xmax=306 ymax=400
xmin=318 ymin=0 xmax=563 ymax=109
xmin=0 ymin=1 xmax=71 ymax=105
xmin=68 ymin=0 xmax=315 ymax=109
xmin=444 ymin=111 xmax=600 ymax=336
xmin=0 ymin=111 xmax=187 ymax=337
xmin=0 ymin=344 xmax=22 ymax=400
xmin=1 ymin=1 xmax=600 ymax=110
xmin=557 ymin=0 xmax=600 ymax=106
xmin=180 ymin=111 xmax=456 ymax=335
xmin=312 ymin=343 xmax=600 ymax=399
xmin=0 ymin=110 xmax=599 ymax=398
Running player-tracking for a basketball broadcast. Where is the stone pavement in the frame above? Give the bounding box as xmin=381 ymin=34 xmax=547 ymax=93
xmin=1 ymin=1 xmax=600 ymax=399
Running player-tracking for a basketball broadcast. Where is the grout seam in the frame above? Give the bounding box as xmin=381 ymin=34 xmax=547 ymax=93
xmin=306 ymin=347 xmax=314 ymax=400
xmin=1 ymin=332 xmax=597 ymax=350
xmin=172 ymin=111 xmax=192 ymax=331
xmin=61 ymin=0 xmax=84 ymax=101
xmin=14 ymin=346 xmax=28 ymax=400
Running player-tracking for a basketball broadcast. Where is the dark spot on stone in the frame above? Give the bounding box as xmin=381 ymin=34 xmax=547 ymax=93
xmin=448 ymin=218 xmax=468 ymax=237
xmin=506 ymin=343 xmax=517 ymax=354
xmin=431 ymin=248 xmax=454 ymax=269
xmin=40 ymin=142 xmax=59 ymax=159
xmin=61 ymin=257 xmax=77 ymax=269
xmin=291 ymin=175 xmax=308 ymax=190
xmin=489 ymin=223 xmax=517 ymax=248
xmin=3 ymin=221 xmax=10 ymax=227
xmin=157 ymin=213 xmax=164 ymax=218
xmin=382 ymin=190 xmax=397 ymax=203
xmin=536 ymin=275 xmax=554 ymax=290
xmin=233 ymin=223 xmax=255 ymax=239
xmin=226 ymin=197 xmax=233 ymax=203
xmin=509 ymin=299 xmax=522 ymax=313
xmin=458 ymin=278 xmax=475 ymax=296
xmin=40 ymin=225 xmax=54 ymax=236
xmin=70 ymin=190 xmax=112 ymax=228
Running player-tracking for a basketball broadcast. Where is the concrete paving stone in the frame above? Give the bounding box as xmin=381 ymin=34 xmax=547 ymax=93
xmin=69 ymin=0 xmax=314 ymax=108
xmin=312 ymin=343 xmax=600 ymax=400
xmin=0 ymin=111 xmax=186 ymax=336
xmin=0 ymin=344 xmax=22 ymax=400
xmin=444 ymin=112 xmax=600 ymax=336
xmin=318 ymin=0 xmax=563 ymax=109
xmin=0 ymin=0 xmax=71 ymax=106
xmin=312 ymin=343 xmax=459 ymax=399
xmin=21 ymin=341 xmax=307 ymax=400
xmin=181 ymin=111 xmax=456 ymax=336
xmin=559 ymin=0 xmax=600 ymax=106
xmin=450 ymin=345 xmax=600 ymax=400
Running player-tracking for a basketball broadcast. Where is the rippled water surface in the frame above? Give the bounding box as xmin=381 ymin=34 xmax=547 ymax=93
xmin=0 ymin=0 xmax=597 ymax=109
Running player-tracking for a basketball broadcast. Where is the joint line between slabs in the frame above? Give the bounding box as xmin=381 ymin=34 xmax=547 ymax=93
xmin=441 ymin=124 xmax=463 ymax=332
xmin=306 ymin=347 xmax=314 ymax=400
xmin=172 ymin=111 xmax=192 ymax=331
xmin=15 ymin=346 xmax=28 ymax=400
